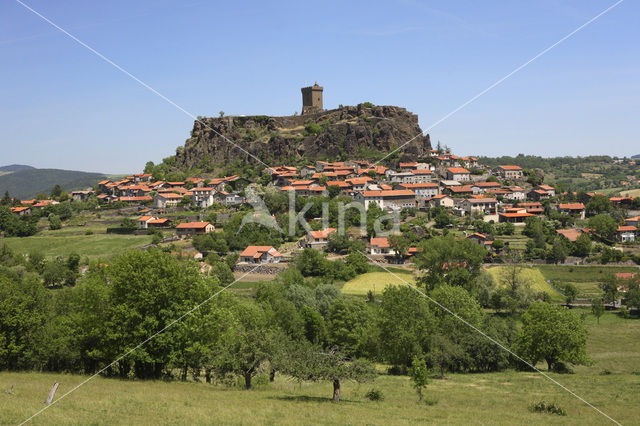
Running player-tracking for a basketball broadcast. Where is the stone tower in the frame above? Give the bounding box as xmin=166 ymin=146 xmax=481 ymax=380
xmin=301 ymin=82 xmax=323 ymax=115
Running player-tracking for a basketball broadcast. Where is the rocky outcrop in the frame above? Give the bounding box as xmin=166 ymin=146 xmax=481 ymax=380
xmin=174 ymin=104 xmax=431 ymax=169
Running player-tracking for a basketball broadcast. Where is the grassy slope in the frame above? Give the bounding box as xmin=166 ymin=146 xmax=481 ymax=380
xmin=538 ymin=265 xmax=640 ymax=298
xmin=1 ymin=311 xmax=638 ymax=425
xmin=486 ymin=266 xmax=565 ymax=302
xmin=341 ymin=270 xmax=415 ymax=295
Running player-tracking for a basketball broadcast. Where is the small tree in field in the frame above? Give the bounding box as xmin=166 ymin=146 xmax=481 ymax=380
xmin=275 ymin=342 xmax=376 ymax=401
xmin=409 ymin=356 xmax=429 ymax=402
xmin=563 ymin=283 xmax=578 ymax=307
xmin=591 ymin=297 xmax=604 ymax=324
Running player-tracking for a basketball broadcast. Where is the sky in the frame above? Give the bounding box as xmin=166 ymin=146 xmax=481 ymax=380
xmin=0 ymin=0 xmax=638 ymax=174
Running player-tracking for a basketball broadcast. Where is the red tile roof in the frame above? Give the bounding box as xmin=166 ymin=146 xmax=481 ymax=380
xmin=309 ymin=228 xmax=336 ymax=239
xmin=370 ymin=237 xmax=390 ymax=248
xmin=176 ymin=221 xmax=212 ymax=229
xmin=497 ymin=165 xmax=522 ymax=170
xmin=361 ymin=190 xmax=415 ymax=197
xmin=558 ymin=203 xmax=585 ymax=210
xmin=239 ymin=245 xmax=282 ymax=258
xmin=447 ymin=167 xmax=470 ymax=174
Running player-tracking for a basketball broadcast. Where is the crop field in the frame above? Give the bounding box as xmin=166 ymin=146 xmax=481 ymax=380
xmin=485 ymin=266 xmax=565 ymax=302
xmin=1 ymin=311 xmax=638 ymax=425
xmin=341 ymin=270 xmax=415 ymax=296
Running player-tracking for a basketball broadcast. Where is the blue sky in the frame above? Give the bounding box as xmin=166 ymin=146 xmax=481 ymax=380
xmin=0 ymin=0 xmax=638 ymax=173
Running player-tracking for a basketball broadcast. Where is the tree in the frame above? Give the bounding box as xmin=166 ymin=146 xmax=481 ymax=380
xmin=415 ymin=235 xmax=486 ymax=291
xmin=591 ymin=298 xmax=605 ymax=324
xmin=378 ymin=286 xmax=434 ymax=370
xmin=572 ymin=233 xmax=592 ymax=258
xmin=548 ymin=237 xmax=568 ymax=264
xmin=409 ymin=356 xmax=429 ymax=401
xmin=48 ymin=214 xmax=62 ymax=230
xmin=275 ymin=342 xmax=376 ymax=402
xmin=586 ymin=194 xmax=612 ymax=216
xmin=388 ymin=234 xmax=409 ymax=262
xmin=563 ymin=283 xmax=578 ymax=306
xmin=50 ymin=184 xmax=63 ymax=198
xmin=599 ymin=273 xmax=619 ymax=305
xmin=214 ymin=301 xmax=275 ymax=389
xmin=516 ymin=303 xmax=589 ymax=371
xmin=588 ymin=214 xmax=618 ymax=241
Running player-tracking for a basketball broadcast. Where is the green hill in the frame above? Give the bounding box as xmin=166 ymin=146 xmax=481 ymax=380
xmin=0 ymin=164 xmax=35 ymax=172
xmin=0 ymin=168 xmax=107 ymax=199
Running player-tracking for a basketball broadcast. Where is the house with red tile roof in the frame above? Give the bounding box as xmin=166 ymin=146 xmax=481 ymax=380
xmin=498 ymin=212 xmax=535 ymax=224
xmin=10 ymin=206 xmax=31 ymax=216
xmin=557 ymin=203 xmax=586 ymax=219
xmin=617 ymin=225 xmax=637 ymax=243
xmin=356 ymin=189 xmax=416 ymax=210
xmin=446 ymin=167 xmax=471 ymax=182
xmin=176 ymin=221 xmax=214 ymax=237
xmin=624 ymin=216 xmax=640 ymax=227
xmin=305 ymin=228 xmax=337 ymax=248
xmin=239 ymin=245 xmax=283 ymax=264
xmin=493 ymin=165 xmax=523 ymax=180
xmin=556 ymin=229 xmax=583 ymax=242
xmin=154 ymin=192 xmax=183 ymax=209
xmin=138 ymin=215 xmax=155 ymax=229
xmin=428 ymin=194 xmax=454 ymax=208
xmin=369 ymin=237 xmax=393 ymax=255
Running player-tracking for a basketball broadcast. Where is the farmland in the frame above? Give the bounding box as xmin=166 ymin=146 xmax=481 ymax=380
xmin=485 ymin=266 xmax=565 ymax=302
xmin=341 ymin=269 xmax=415 ymax=296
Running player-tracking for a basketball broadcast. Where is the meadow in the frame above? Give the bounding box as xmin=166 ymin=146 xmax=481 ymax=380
xmin=1 ymin=311 xmax=638 ymax=425
xmin=485 ymin=266 xmax=565 ymax=302
xmin=537 ymin=265 xmax=640 ymax=299
xmin=1 ymin=231 xmax=153 ymax=260
xmin=341 ymin=269 xmax=415 ymax=296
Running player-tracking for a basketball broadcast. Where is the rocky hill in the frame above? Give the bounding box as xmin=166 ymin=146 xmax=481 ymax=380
xmin=175 ymin=104 xmax=431 ymax=170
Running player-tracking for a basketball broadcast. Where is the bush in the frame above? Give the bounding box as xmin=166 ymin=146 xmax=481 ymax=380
xmin=600 ymin=369 xmax=612 ymax=375
xmin=364 ymin=388 xmax=384 ymax=401
xmin=85 ymin=230 xmax=94 ymax=235
xmin=362 ymin=102 xmax=374 ymax=108
xmin=530 ymin=401 xmax=567 ymax=416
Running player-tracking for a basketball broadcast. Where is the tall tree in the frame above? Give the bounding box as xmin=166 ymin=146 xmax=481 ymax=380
xmin=516 ymin=303 xmax=589 ymax=371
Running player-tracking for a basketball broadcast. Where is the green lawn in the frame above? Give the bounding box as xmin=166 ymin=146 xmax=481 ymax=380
xmin=2 ymin=233 xmax=153 ymax=260
xmin=341 ymin=270 xmax=415 ymax=296
xmin=537 ymin=265 xmax=640 ymax=298
xmin=486 ymin=266 xmax=565 ymax=302
xmin=1 ymin=311 xmax=638 ymax=425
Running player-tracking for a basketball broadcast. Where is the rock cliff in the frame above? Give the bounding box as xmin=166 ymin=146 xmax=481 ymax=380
xmin=175 ymin=104 xmax=431 ymax=169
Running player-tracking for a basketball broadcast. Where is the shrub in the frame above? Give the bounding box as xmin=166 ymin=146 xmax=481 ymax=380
xmin=600 ymin=369 xmax=612 ymax=375
xmin=85 ymin=230 xmax=94 ymax=235
xmin=530 ymin=401 xmax=567 ymax=416
xmin=364 ymin=388 xmax=384 ymax=401
xmin=362 ymin=102 xmax=374 ymax=108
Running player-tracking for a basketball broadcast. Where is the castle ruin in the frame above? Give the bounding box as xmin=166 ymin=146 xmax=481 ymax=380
xmin=301 ymin=82 xmax=323 ymax=115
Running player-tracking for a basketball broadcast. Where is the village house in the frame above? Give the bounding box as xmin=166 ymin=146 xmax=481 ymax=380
xmin=176 ymin=221 xmax=214 ymax=237
xmin=428 ymin=194 xmax=454 ymax=208
xmin=532 ymin=185 xmax=556 ymax=197
xmin=498 ymin=212 xmax=535 ymax=224
xmin=617 ymin=225 xmax=637 ymax=243
xmin=446 ymin=167 xmax=471 ymax=182
xmin=502 ymin=187 xmax=526 ymax=201
xmin=190 ymin=187 xmax=215 ymax=208
xmin=624 ymin=216 xmax=639 ymax=227
xmin=557 ymin=203 xmax=586 ymax=220
xmin=471 ymin=181 xmax=502 ymax=194
xmin=138 ymin=215 xmax=155 ymax=229
xmin=239 ymin=245 xmax=283 ymax=264
xmin=369 ymin=237 xmax=395 ymax=255
xmin=399 ymin=183 xmax=439 ymax=201
xmin=493 ymin=165 xmax=523 ymax=180
xmin=447 ymin=185 xmax=474 ymax=197
xmin=460 ymin=198 xmax=498 ymax=217
xmin=346 ymin=177 xmax=372 ymax=191
xmin=10 ymin=206 xmax=31 ymax=216
xmin=305 ymin=228 xmax=337 ymax=248
xmin=528 ymin=189 xmax=551 ymax=201
xmin=70 ymin=190 xmax=95 ymax=202
xmin=154 ymin=192 xmax=182 ymax=209
xmin=148 ymin=218 xmax=171 ymax=228
xmin=356 ymin=189 xmax=416 ymax=211
xmin=467 ymin=233 xmax=493 ymax=247
xmin=556 ymin=228 xmax=583 ymax=242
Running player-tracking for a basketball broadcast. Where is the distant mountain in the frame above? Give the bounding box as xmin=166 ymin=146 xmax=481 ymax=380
xmin=0 ymin=168 xmax=107 ymax=200
xmin=0 ymin=164 xmax=35 ymax=172
xmin=632 ymin=154 xmax=640 ymax=159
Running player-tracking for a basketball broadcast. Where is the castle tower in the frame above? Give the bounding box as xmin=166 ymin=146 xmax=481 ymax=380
xmin=301 ymin=82 xmax=323 ymax=115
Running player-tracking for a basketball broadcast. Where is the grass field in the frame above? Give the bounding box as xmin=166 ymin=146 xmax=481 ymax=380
xmin=1 ymin=311 xmax=638 ymax=425
xmin=620 ymin=188 xmax=640 ymax=198
xmin=486 ymin=266 xmax=565 ymax=302
xmin=2 ymin=233 xmax=153 ymax=260
xmin=341 ymin=270 xmax=415 ymax=295
xmin=537 ymin=265 xmax=640 ymax=298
